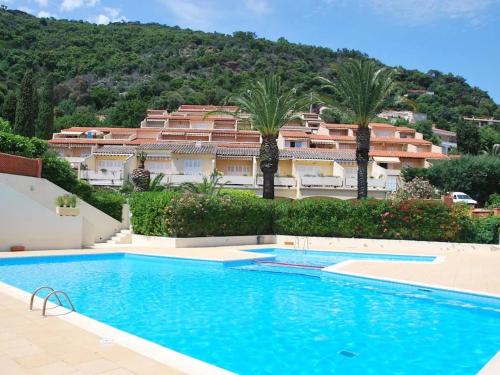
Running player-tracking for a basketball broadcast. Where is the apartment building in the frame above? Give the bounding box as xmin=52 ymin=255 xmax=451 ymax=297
xmin=49 ymin=105 xmax=448 ymax=199
xmin=432 ymin=126 xmax=457 ymax=154
xmin=377 ymin=110 xmax=428 ymax=124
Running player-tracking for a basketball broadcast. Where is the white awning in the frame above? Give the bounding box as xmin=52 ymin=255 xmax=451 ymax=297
xmin=373 ymin=156 xmax=400 ymax=163
xmin=60 ymin=131 xmax=84 ymax=135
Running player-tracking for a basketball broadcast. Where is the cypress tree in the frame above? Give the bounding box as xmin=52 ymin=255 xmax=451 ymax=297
xmin=36 ymin=75 xmax=54 ymax=139
xmin=2 ymin=91 xmax=17 ymax=124
xmin=14 ymin=69 xmax=35 ymax=137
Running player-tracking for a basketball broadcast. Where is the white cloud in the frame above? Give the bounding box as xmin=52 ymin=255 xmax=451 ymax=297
xmin=88 ymin=6 xmax=126 ymax=24
xmin=60 ymin=0 xmax=99 ymax=12
xmin=323 ymin=0 xmax=495 ymax=23
xmin=34 ymin=0 xmax=49 ymax=7
xmin=370 ymin=0 xmax=493 ymax=20
xmin=245 ymin=0 xmax=270 ymax=15
xmin=37 ymin=10 xmax=56 ymax=17
xmin=160 ymin=0 xmax=214 ymax=30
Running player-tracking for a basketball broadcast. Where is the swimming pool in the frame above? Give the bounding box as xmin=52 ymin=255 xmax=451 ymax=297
xmin=0 ymin=252 xmax=498 ymax=374
xmin=244 ymin=248 xmax=436 ymax=267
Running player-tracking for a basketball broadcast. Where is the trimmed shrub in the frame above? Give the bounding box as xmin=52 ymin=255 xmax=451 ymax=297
xmin=459 ymin=216 xmax=500 ymax=244
xmin=87 ymin=191 xmax=125 ymax=221
xmin=41 ymin=153 xmax=93 ymax=201
xmin=128 ymin=193 xmax=494 ymax=243
xmin=0 ymin=131 xmax=48 ymax=158
xmin=486 ymin=194 xmax=500 ymax=209
xmin=129 ymin=191 xmax=178 ymax=236
xmin=274 ymin=199 xmax=463 ymax=242
xmin=165 ymin=193 xmax=274 ymax=237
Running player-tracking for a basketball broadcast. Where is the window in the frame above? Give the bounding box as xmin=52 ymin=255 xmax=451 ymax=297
xmin=145 ymin=161 xmax=171 ymax=173
xmin=183 ymin=159 xmax=202 ymax=175
xmin=339 ymin=143 xmax=354 ymax=150
xmin=286 ymin=140 xmax=306 ymax=148
xmin=297 ymin=166 xmax=323 ymax=177
xmin=98 ymin=160 xmax=123 ymax=170
xmin=225 ymin=165 xmax=251 ymax=176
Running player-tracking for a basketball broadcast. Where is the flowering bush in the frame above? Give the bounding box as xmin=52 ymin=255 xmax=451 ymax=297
xmin=274 ymin=198 xmax=463 ymax=242
xmin=391 ymin=177 xmax=440 ymax=201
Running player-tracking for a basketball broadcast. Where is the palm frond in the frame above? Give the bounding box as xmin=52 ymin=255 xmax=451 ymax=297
xmin=318 ymin=59 xmax=394 ymax=127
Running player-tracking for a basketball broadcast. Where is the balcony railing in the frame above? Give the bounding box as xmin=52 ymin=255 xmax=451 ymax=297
xmin=300 ymin=176 xmax=343 ymax=187
xmin=220 ymin=175 xmax=254 ymax=186
xmin=257 ymin=176 xmax=296 ymax=187
xmin=168 ymin=174 xmax=205 ymax=184
xmin=80 ymin=170 xmax=123 ymax=186
xmin=345 ymin=175 xmax=387 ymax=189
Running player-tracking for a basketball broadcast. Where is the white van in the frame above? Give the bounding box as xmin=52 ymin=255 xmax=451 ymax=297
xmin=451 ymin=192 xmax=477 ymax=206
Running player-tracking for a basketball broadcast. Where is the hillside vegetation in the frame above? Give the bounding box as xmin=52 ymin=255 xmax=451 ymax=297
xmin=0 ymin=8 xmax=499 ymax=129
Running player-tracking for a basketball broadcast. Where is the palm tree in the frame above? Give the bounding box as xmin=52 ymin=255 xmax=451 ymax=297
xmin=482 ymin=144 xmax=500 ymax=156
xmin=319 ymin=59 xmax=394 ymax=199
xmin=180 ymin=169 xmax=227 ymax=196
xmin=130 ymin=151 xmax=151 ymax=192
xmin=205 ymin=75 xmax=310 ymax=199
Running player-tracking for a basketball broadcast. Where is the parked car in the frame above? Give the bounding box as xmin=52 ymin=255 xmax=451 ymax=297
xmin=451 ymin=192 xmax=477 ymax=206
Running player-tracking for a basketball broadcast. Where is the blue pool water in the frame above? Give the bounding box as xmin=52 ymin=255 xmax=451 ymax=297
xmin=0 ymin=252 xmax=499 ymax=374
xmin=245 ymin=248 xmax=436 ymax=267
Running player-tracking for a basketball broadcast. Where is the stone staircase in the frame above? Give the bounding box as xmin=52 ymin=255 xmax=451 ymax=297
xmin=105 ymin=229 xmax=132 ymax=245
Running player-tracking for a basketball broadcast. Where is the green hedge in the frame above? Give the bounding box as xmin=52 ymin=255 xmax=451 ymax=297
xmin=273 ymin=199 xmax=465 ymax=242
xmin=0 ymin=131 xmax=48 ymax=158
xmin=128 ymin=193 xmax=497 ymax=244
xmin=130 ymin=191 xmax=273 ymax=237
xmin=165 ymin=193 xmax=274 ymax=237
xmin=130 ymin=191 xmax=179 ymax=236
xmin=86 ymin=191 xmax=125 ymax=221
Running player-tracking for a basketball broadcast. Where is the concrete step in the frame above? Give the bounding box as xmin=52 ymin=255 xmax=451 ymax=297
xmin=106 ymin=229 xmax=132 ymax=245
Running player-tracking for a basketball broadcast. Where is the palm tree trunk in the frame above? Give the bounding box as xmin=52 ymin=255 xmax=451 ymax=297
xmin=356 ymin=126 xmax=370 ymax=199
xmin=260 ymin=135 xmax=279 ymax=199
xmin=262 ymin=171 xmax=275 ymax=199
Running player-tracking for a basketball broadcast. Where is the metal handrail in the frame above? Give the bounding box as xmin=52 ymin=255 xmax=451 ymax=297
xmin=42 ymin=291 xmax=75 ymax=316
xmin=30 ymin=286 xmax=63 ymax=310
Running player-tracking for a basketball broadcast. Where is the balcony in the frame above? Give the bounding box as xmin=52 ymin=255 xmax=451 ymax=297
xmin=257 ymin=176 xmax=296 ymax=187
xmin=221 ymin=175 xmax=254 ymax=186
xmin=300 ymin=176 xmax=343 ymax=188
xmin=368 ymin=178 xmax=386 ymax=189
xmin=345 ymin=176 xmax=386 ymax=189
xmin=80 ymin=170 xmax=123 ymax=186
xmin=168 ymin=174 xmax=205 ymax=184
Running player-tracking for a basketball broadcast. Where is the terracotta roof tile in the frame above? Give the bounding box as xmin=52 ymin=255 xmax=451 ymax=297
xmin=93 ymin=146 xmax=136 ymax=155
xmin=369 ymin=150 xmax=448 ymax=159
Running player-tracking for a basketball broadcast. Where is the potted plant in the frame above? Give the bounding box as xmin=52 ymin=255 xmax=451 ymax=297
xmin=55 ymin=194 xmax=80 ymax=216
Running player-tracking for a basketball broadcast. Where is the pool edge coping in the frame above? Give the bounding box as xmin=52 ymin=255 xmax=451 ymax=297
xmin=0 ymin=281 xmax=235 ymax=375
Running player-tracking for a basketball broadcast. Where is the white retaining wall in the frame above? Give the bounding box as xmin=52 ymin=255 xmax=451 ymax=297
xmin=0 ymin=183 xmax=83 ymax=251
xmin=132 ymin=234 xmax=276 ymax=248
xmin=0 ymin=173 xmax=124 ymax=249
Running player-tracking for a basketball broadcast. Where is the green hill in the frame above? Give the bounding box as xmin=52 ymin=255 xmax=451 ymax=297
xmin=0 ymin=8 xmax=498 ymax=129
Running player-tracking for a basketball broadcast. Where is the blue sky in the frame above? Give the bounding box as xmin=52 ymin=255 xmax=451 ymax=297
xmin=2 ymin=0 xmax=500 ymax=103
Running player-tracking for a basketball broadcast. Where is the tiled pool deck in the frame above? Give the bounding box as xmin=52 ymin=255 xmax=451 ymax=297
xmin=0 ymin=242 xmax=499 ymax=374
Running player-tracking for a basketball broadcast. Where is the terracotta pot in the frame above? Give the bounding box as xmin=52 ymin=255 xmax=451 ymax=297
xmin=10 ymin=245 xmax=25 ymax=252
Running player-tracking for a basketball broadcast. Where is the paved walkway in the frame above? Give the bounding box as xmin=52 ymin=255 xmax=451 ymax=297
xmin=0 ymin=292 xmax=183 ymax=375
xmin=0 ymin=242 xmax=499 ymax=374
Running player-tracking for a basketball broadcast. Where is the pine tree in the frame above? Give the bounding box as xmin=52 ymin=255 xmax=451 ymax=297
xmin=36 ymin=75 xmax=55 ymax=139
xmin=14 ymin=69 xmax=35 ymax=137
xmin=2 ymin=91 xmax=17 ymax=124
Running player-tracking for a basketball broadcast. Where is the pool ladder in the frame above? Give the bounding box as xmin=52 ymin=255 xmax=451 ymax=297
xmin=30 ymin=286 xmax=75 ymax=316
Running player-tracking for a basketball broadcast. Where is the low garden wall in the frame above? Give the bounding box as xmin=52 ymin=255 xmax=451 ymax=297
xmin=129 ymin=191 xmax=500 ymax=245
xmin=0 ymin=152 xmax=42 ymax=177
